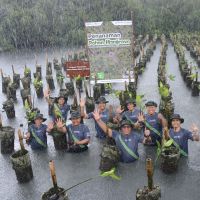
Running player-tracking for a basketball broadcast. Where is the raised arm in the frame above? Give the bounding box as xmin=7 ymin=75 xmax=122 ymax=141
xmin=55 ymin=119 xmax=67 ymax=133
xmin=93 ymin=109 xmax=112 ymax=137
xmin=158 ymin=113 xmax=168 ymax=128
xmin=80 ymin=98 xmax=88 ymax=119
xmin=44 ymin=88 xmax=53 ymax=105
xmin=114 ymin=105 xmax=124 ymax=122
xmin=74 ymin=138 xmax=90 ymax=145
xmin=47 ymin=121 xmax=54 ymax=133
xmin=135 ymin=112 xmax=145 ymax=129
xmin=190 ymin=123 xmax=200 ymax=141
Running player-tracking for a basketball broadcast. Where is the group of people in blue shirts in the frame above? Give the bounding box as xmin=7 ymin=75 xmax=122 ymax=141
xmin=25 ymin=92 xmax=200 ymax=163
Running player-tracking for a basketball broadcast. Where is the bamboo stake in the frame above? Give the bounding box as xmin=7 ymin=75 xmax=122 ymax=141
xmin=196 ymin=72 xmax=198 ymax=82
xmin=12 ymin=65 xmax=15 ymax=74
xmin=46 ymin=52 xmax=48 ymax=68
xmin=146 ymin=158 xmax=153 ymax=191
xmin=0 ymin=68 xmax=3 ymax=78
xmin=49 ymin=160 xmax=58 ymax=191
xmin=0 ymin=114 xmax=2 ymax=129
xmin=18 ymin=129 xmax=25 ymax=151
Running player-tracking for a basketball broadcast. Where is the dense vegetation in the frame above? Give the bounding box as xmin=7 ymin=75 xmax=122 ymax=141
xmin=0 ymin=0 xmax=200 ymax=51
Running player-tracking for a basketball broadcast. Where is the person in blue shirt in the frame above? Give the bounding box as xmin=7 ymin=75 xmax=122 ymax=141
xmin=25 ymin=114 xmax=48 ymax=150
xmin=116 ymin=99 xmax=142 ymax=130
xmin=166 ymin=114 xmax=199 ymax=156
xmin=67 ymin=111 xmax=90 ymax=153
xmin=143 ymin=101 xmax=167 ymax=146
xmin=44 ymin=89 xmax=70 ymax=122
xmin=92 ymin=110 xmax=151 ymax=163
xmin=80 ymin=96 xmax=114 ymax=139
xmin=53 ymin=95 xmax=70 ymax=122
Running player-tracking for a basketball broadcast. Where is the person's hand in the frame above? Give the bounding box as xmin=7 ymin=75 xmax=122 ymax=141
xmin=109 ymin=105 xmax=113 ymax=111
xmin=44 ymin=88 xmax=50 ymax=98
xmin=163 ymin=127 xmax=170 ymax=140
xmin=116 ymin=106 xmax=124 ymax=114
xmin=56 ymin=118 xmax=64 ymax=129
xmin=74 ymin=140 xmax=80 ymax=145
xmin=93 ymin=109 xmax=101 ymax=121
xmin=191 ymin=123 xmax=199 ymax=134
xmin=113 ymin=116 xmax=120 ymax=124
xmin=47 ymin=122 xmax=54 ymax=130
xmin=25 ymin=132 xmax=30 ymax=140
xmin=144 ymin=129 xmax=150 ymax=137
xmin=138 ymin=112 xmax=145 ymax=122
xmin=80 ymin=98 xmax=85 ymax=107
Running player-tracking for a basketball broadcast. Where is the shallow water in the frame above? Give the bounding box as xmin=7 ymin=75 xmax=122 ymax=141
xmin=0 ymin=45 xmax=200 ymax=200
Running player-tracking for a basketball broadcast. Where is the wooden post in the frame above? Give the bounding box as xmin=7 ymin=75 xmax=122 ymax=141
xmin=0 ymin=68 xmax=3 ymax=78
xmin=131 ymin=10 xmax=136 ymax=84
xmin=136 ymin=158 xmax=161 ymax=200
xmin=49 ymin=160 xmax=58 ymax=191
xmin=42 ymin=160 xmax=69 ymax=200
xmin=12 ymin=65 xmax=20 ymax=88
xmin=146 ymin=158 xmax=153 ymax=191
xmin=12 ymin=65 xmax=15 ymax=74
xmin=0 ymin=114 xmax=2 ymax=129
xmin=84 ymin=80 xmax=95 ymax=113
xmin=18 ymin=129 xmax=25 ymax=151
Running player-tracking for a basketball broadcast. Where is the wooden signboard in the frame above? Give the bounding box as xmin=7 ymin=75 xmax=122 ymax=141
xmin=65 ymin=61 xmax=90 ymax=78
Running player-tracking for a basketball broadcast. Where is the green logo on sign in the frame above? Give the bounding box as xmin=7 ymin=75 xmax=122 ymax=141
xmin=97 ymin=72 xmax=105 ymax=79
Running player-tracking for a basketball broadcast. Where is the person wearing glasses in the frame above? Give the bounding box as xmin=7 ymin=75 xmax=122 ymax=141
xmin=92 ymin=110 xmax=151 ymax=163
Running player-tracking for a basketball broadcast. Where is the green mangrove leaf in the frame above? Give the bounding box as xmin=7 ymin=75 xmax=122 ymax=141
xmin=100 ymin=167 xmax=121 ymax=180
xmin=168 ymin=74 xmax=176 ymax=81
xmin=163 ymin=139 xmax=173 ymax=147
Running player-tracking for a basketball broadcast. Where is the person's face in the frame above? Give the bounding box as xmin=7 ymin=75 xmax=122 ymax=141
xmin=34 ymin=118 xmax=43 ymax=126
xmin=121 ymin=125 xmax=132 ymax=135
xmin=58 ymin=97 xmax=65 ymax=106
xmin=127 ymin=103 xmax=134 ymax=111
xmin=71 ymin=117 xmax=81 ymax=126
xmin=147 ymin=106 xmax=156 ymax=115
xmin=98 ymin=102 xmax=106 ymax=111
xmin=171 ymin=119 xmax=181 ymax=129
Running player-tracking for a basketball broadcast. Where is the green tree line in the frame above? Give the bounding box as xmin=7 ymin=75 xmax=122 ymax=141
xmin=0 ymin=0 xmax=200 ymax=51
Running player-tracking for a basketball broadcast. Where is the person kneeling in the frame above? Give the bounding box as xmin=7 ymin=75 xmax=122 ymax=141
xmin=67 ymin=111 xmax=90 ymax=153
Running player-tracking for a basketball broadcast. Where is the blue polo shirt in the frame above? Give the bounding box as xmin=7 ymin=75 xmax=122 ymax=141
xmin=169 ymin=128 xmax=193 ymax=155
xmin=67 ymin=124 xmax=90 ymax=144
xmin=122 ymin=108 xmax=140 ymax=123
xmin=145 ymin=112 xmax=162 ymax=145
xmin=88 ymin=108 xmax=112 ymax=139
xmin=28 ymin=124 xmax=47 ymax=150
xmin=112 ymin=130 xmax=143 ymax=163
